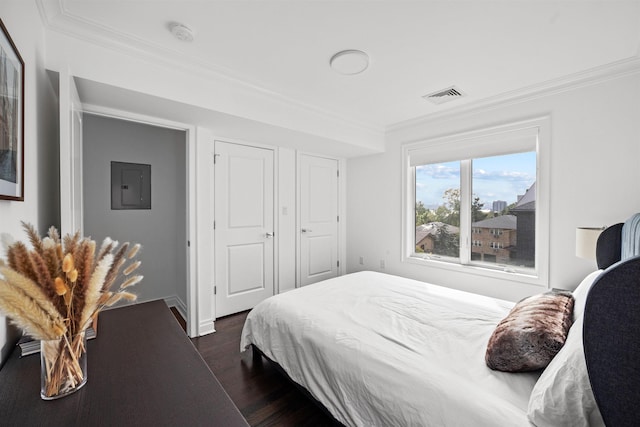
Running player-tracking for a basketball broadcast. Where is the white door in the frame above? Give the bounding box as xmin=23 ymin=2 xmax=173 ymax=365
xmin=214 ymin=141 xmax=275 ymax=317
xmin=299 ymin=154 xmax=339 ymax=286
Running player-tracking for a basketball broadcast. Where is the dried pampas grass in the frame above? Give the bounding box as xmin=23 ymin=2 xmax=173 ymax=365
xmin=0 ymin=267 xmax=63 ymax=325
xmin=79 ymin=253 xmax=113 ymax=331
xmin=0 ymin=222 xmax=144 ymax=398
xmin=0 ymin=280 xmax=66 ymax=340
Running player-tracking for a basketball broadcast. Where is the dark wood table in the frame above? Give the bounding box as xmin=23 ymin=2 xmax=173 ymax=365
xmin=0 ymin=300 xmax=249 ymax=426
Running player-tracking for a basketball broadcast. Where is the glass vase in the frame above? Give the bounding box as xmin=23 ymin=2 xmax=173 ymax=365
xmin=40 ymin=331 xmax=87 ymax=400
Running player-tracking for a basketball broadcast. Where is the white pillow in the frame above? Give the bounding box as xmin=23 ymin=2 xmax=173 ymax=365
xmin=571 ymin=270 xmax=602 ymax=322
xmin=527 ymin=271 xmax=605 ymax=427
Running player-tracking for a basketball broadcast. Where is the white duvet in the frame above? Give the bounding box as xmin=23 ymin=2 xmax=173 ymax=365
xmin=240 ymin=271 xmax=540 ymax=426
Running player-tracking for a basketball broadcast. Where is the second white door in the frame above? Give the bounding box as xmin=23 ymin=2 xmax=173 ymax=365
xmin=214 ymin=141 xmax=275 ymax=317
xmin=299 ymin=154 xmax=339 ymax=286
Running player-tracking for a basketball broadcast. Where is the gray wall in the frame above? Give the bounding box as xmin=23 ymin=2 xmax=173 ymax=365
xmin=83 ymin=114 xmax=187 ymax=308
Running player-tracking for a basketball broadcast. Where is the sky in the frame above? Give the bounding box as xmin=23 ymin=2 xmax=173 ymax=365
xmin=415 ymin=151 xmax=536 ymax=209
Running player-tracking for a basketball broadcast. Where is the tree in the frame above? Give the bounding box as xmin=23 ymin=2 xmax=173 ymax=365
xmin=415 ymin=201 xmax=435 ymax=226
xmin=503 ymin=201 xmax=518 ymax=215
xmin=442 ymin=189 xmax=460 ymax=226
xmin=472 ymin=196 xmax=486 ymax=222
xmin=436 ymin=188 xmax=486 ymax=226
xmin=433 ymin=224 xmax=459 ymax=257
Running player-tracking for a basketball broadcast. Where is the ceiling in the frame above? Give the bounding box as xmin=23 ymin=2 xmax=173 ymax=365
xmin=39 ymin=1 xmax=640 ymax=131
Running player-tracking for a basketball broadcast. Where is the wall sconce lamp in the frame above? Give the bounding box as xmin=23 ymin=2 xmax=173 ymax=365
xmin=576 ymin=227 xmax=606 ymax=260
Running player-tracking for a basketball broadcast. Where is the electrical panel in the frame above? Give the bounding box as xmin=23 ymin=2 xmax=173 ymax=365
xmin=111 ymin=161 xmax=151 ymax=210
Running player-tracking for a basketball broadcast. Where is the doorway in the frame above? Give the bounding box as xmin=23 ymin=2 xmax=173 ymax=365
xmin=81 ymin=114 xmax=189 ymax=322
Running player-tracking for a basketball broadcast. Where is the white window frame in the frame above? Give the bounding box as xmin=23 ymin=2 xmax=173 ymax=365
xmin=401 ymin=117 xmax=550 ymax=287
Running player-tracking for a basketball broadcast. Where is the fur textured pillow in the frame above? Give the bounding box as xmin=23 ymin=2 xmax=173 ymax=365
xmin=485 ymin=291 xmax=574 ymax=372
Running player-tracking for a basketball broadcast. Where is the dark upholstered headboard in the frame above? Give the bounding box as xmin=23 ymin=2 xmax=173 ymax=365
xmin=595 ymin=223 xmax=623 ymax=270
xmin=584 ymin=224 xmax=640 ymax=427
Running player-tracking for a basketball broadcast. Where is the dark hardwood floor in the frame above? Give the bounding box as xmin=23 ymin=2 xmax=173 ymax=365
xmin=184 ymin=310 xmax=341 ymax=427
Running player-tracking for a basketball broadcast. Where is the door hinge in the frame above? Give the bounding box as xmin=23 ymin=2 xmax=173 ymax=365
xmin=214 ymin=286 xmax=217 ymax=295
xmin=214 ymin=153 xmax=220 ymax=164
xmin=213 ymin=221 xmax=216 ymax=230
xmin=337 ymin=215 xmax=339 ymax=222
xmin=337 ymin=260 xmax=340 ymax=267
xmin=337 ymin=170 xmax=339 ymax=178
xmin=187 ymin=240 xmax=190 ymax=247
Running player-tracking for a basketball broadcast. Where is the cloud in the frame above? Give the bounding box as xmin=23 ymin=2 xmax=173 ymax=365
xmin=473 ymin=169 xmax=534 ymax=182
xmin=415 ymin=160 xmax=536 ymax=206
xmin=417 ymin=164 xmax=532 ymax=183
xmin=416 ymin=164 xmax=460 ymax=179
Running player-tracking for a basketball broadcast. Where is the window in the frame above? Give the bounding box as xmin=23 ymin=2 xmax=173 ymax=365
xmin=402 ymin=118 xmax=550 ymax=286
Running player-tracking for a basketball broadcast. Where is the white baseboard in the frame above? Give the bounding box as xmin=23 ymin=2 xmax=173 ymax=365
xmin=198 ymin=319 xmax=216 ymax=336
xmin=163 ymin=295 xmax=187 ymax=321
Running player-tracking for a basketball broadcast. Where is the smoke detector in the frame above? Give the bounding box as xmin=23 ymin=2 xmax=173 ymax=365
xmin=422 ymin=86 xmax=465 ymax=105
xmin=170 ymin=23 xmax=194 ymax=42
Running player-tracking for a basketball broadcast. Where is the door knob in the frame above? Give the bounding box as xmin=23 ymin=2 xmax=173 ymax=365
xmin=301 ymin=228 xmax=313 ymax=233
xmin=265 ymin=232 xmax=274 ymax=238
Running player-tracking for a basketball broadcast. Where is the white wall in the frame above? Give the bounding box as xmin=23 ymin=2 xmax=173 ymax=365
xmin=278 ymin=147 xmax=297 ymax=293
xmin=82 ymin=114 xmax=187 ymax=309
xmin=0 ymin=2 xmax=59 ymax=367
xmin=347 ymin=68 xmax=640 ymax=302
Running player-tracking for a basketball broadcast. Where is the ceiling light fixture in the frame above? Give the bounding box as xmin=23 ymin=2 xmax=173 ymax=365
xmin=169 ymin=23 xmax=194 ymax=42
xmin=330 ymin=50 xmax=369 ymax=75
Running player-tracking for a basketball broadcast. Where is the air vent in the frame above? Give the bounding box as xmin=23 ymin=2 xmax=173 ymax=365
xmin=422 ymin=86 xmax=465 ymax=105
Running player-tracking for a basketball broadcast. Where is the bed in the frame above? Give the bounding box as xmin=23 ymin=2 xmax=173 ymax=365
xmin=240 ymin=221 xmax=640 ymax=427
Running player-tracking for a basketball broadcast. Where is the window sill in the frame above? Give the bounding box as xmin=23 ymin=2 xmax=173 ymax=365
xmin=403 ymin=254 xmax=548 ymax=288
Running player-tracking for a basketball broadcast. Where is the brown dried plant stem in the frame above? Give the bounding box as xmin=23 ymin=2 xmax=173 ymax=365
xmin=42 ymin=333 xmax=86 ymax=398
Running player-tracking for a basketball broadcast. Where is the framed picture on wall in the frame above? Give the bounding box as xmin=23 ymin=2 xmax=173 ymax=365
xmin=0 ymin=18 xmax=24 ymax=201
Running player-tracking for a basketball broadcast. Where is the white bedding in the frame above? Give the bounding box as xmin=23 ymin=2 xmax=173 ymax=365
xmin=240 ymin=271 xmax=541 ymax=426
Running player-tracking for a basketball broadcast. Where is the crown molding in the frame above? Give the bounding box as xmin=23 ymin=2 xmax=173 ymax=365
xmin=37 ymin=0 xmax=640 ymax=139
xmin=388 ymin=55 xmax=640 ymax=133
xmin=35 ymin=0 xmax=384 ymax=136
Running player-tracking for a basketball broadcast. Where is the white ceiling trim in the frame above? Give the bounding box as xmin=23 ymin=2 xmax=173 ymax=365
xmin=36 ymin=0 xmax=384 ymax=135
xmin=81 ymin=102 xmax=194 ymax=133
xmin=389 ymin=54 xmax=640 ymax=134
